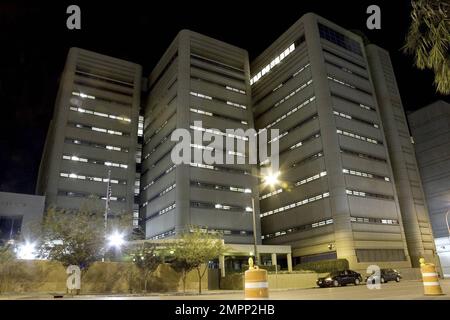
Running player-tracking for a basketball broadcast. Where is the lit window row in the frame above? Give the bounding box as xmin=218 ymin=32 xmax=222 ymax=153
xmin=190 ymin=162 xmax=250 ymax=175
xmin=331 ymin=93 xmax=375 ymax=112
xmin=59 ymin=172 xmax=126 ymax=185
xmin=191 ymin=201 xmax=251 ymax=213
xmin=142 ymin=183 xmax=176 ymax=208
xmin=138 ymin=115 xmax=144 ymax=137
xmin=190 ymin=91 xmax=212 ymax=100
xmin=262 ymin=219 xmax=333 ymax=240
xmin=295 ymin=171 xmax=327 ymax=186
xmin=327 ymin=75 xmax=371 ymax=95
xmin=333 ymin=110 xmax=379 ymax=128
xmin=190 ymin=108 xmax=248 ymax=125
xmin=340 ymin=148 xmax=386 ymax=163
xmin=350 ymin=216 xmax=399 ymax=225
xmin=58 ymin=190 xmax=125 ymax=202
xmin=144 ymin=130 xmax=173 ymax=160
xmin=226 ymin=86 xmax=246 ymax=95
xmin=144 ymin=112 xmax=175 ymax=145
xmin=263 ymin=96 xmax=316 ymax=132
xmin=146 ymin=203 xmax=176 ymax=221
xmin=343 ymin=168 xmax=390 ymax=181
xmin=274 ymin=80 xmax=313 ymax=108
xmin=250 ymin=43 xmax=296 ymax=85
xmin=148 ymin=229 xmax=175 ymax=240
xmin=288 ymin=132 xmax=321 ymax=153
xmin=190 ymin=144 xmax=245 ymax=158
xmin=261 ymin=192 xmax=330 ymax=218
xmin=190 ymin=124 xmax=248 ymax=141
xmin=191 ymin=181 xmax=251 ymax=194
xmin=65 ymin=137 xmax=128 ymax=153
xmin=290 ymin=151 xmax=324 ymax=169
xmin=69 ymin=122 xmax=128 ymax=136
xmin=337 ymin=129 xmax=380 ymax=144
xmin=254 ymin=63 xmax=311 ymax=107
xmin=259 ymin=188 xmax=283 ymax=200
xmin=72 ymin=91 xmax=95 ymax=100
xmin=346 ymin=189 xmax=394 ymax=200
xmin=69 ymin=106 xmax=131 ymax=123
xmin=190 ymin=91 xmax=247 ymax=110
xmin=269 ymin=114 xmax=318 ymax=144
xmin=142 ymin=164 xmax=176 ymax=191
xmin=62 ymin=154 xmax=128 ymax=169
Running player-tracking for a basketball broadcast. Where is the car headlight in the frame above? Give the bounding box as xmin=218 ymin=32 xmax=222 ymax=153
xmin=325 ymin=277 xmax=332 ymax=281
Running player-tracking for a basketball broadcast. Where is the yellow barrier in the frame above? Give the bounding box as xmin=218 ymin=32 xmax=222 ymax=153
xmin=419 ymin=258 xmax=444 ymax=296
xmin=244 ymin=258 xmax=269 ymax=299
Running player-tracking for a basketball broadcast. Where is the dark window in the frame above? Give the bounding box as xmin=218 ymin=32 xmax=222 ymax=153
xmin=319 ymin=23 xmax=363 ymax=56
xmin=0 ymin=216 xmax=23 ymax=240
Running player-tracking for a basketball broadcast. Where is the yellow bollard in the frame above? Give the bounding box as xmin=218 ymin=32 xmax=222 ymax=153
xmin=419 ymin=258 xmax=444 ymax=296
xmin=244 ymin=257 xmax=269 ymax=299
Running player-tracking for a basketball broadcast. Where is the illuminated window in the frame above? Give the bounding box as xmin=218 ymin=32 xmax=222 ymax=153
xmin=69 ymin=106 xmax=131 ymax=123
xmin=337 ymin=129 xmax=380 ymax=144
xmin=260 ymin=192 xmax=330 ymax=218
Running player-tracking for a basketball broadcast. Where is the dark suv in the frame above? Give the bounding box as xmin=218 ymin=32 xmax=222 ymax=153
xmin=366 ymin=268 xmax=402 ymax=284
xmin=317 ymin=269 xmax=363 ymax=287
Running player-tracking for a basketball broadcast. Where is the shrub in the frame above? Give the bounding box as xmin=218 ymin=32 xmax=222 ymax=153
xmin=293 ymin=259 xmax=349 ymax=273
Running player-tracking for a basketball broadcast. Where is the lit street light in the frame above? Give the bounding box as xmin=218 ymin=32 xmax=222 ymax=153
xmin=107 ymin=231 xmax=125 ymax=249
xmin=17 ymin=241 xmax=37 ymax=260
xmin=263 ymin=171 xmax=280 ymax=187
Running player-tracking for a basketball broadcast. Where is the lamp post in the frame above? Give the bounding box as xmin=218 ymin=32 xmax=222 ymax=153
xmin=251 ymin=197 xmax=259 ymax=266
xmin=102 ymin=169 xmax=112 ymax=262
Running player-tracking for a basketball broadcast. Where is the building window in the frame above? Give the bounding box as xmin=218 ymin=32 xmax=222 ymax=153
xmin=260 ymin=192 xmax=330 ymax=218
xmin=333 ymin=110 xmax=379 ymax=128
xmin=68 ymin=122 xmax=129 ymax=136
xmin=62 ymin=154 xmax=128 ymax=169
xmin=350 ymin=216 xmax=399 ymax=225
xmin=346 ymin=189 xmax=394 ymax=200
xmin=318 ymin=23 xmax=363 ymax=56
xmin=69 ymin=106 xmax=131 ymax=123
xmin=0 ymin=216 xmax=23 ymax=241
xmin=59 ymin=172 xmax=127 ymax=185
xmin=337 ymin=129 xmax=381 ymax=145
xmin=343 ymin=168 xmax=390 ymax=181
xmin=262 ymin=218 xmax=333 ymax=240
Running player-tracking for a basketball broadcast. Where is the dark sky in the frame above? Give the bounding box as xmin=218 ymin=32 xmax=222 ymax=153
xmin=1 ymin=0 xmax=448 ymax=194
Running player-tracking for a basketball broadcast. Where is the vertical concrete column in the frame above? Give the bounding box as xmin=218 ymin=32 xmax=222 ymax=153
xmin=271 ymin=253 xmax=277 ymax=266
xmin=287 ymin=253 xmax=293 ymax=272
xmin=302 ymin=14 xmax=357 ymax=267
xmin=175 ymin=31 xmax=193 ymax=235
xmin=219 ymin=255 xmax=225 ymax=278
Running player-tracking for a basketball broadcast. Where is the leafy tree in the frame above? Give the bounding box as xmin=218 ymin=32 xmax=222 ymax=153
xmin=169 ymin=227 xmax=226 ymax=294
xmin=130 ymin=242 xmax=163 ymax=292
xmin=38 ymin=198 xmax=132 ymax=271
xmin=403 ymin=0 xmax=450 ymax=94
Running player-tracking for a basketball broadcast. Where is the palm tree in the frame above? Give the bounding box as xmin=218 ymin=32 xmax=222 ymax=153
xmin=403 ymin=0 xmax=450 ymax=95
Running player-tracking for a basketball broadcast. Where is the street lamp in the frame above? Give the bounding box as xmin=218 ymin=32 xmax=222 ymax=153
xmin=107 ymin=231 xmax=125 ymax=249
xmin=17 ymin=241 xmax=37 ymax=260
xmin=263 ymin=171 xmax=280 ymax=187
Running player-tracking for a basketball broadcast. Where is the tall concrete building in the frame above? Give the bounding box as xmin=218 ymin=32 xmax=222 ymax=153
xmin=251 ymin=13 xmax=411 ymax=269
xmin=366 ymin=45 xmax=437 ymax=267
xmin=36 ymin=48 xmax=142 ymax=223
xmin=408 ymin=100 xmax=450 ymax=275
xmin=141 ymin=30 xmax=261 ymax=243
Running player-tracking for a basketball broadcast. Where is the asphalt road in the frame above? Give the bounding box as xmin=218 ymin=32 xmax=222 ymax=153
xmin=4 ymin=280 xmax=449 ymax=300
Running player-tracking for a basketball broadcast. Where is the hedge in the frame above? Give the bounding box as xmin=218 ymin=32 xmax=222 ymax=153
xmin=293 ymin=259 xmax=349 ymax=273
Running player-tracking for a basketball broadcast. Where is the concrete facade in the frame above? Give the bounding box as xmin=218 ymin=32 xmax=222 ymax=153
xmin=251 ymin=13 xmax=411 ymax=269
xmin=408 ymin=100 xmax=450 ymax=273
xmin=0 ymin=192 xmax=45 ymax=243
xmin=36 ymin=48 xmax=142 ymax=223
xmin=141 ymin=31 xmax=261 ymax=244
xmin=366 ymin=45 xmax=437 ymax=267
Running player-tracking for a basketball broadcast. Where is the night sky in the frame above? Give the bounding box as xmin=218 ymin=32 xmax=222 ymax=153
xmin=1 ymin=1 xmax=448 ymax=194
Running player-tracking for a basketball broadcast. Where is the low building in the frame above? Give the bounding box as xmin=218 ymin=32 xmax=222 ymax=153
xmin=0 ymin=192 xmax=45 ymax=244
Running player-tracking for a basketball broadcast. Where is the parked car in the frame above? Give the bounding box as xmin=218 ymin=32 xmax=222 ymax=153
xmin=366 ymin=268 xmax=402 ymax=284
xmin=316 ymin=269 xmax=363 ymax=287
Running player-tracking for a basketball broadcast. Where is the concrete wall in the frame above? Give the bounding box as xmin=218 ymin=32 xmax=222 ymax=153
xmin=0 ymin=260 xmax=208 ymax=294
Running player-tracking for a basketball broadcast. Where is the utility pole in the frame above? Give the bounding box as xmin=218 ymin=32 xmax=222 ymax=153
xmin=103 ymin=169 xmax=112 ymax=262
